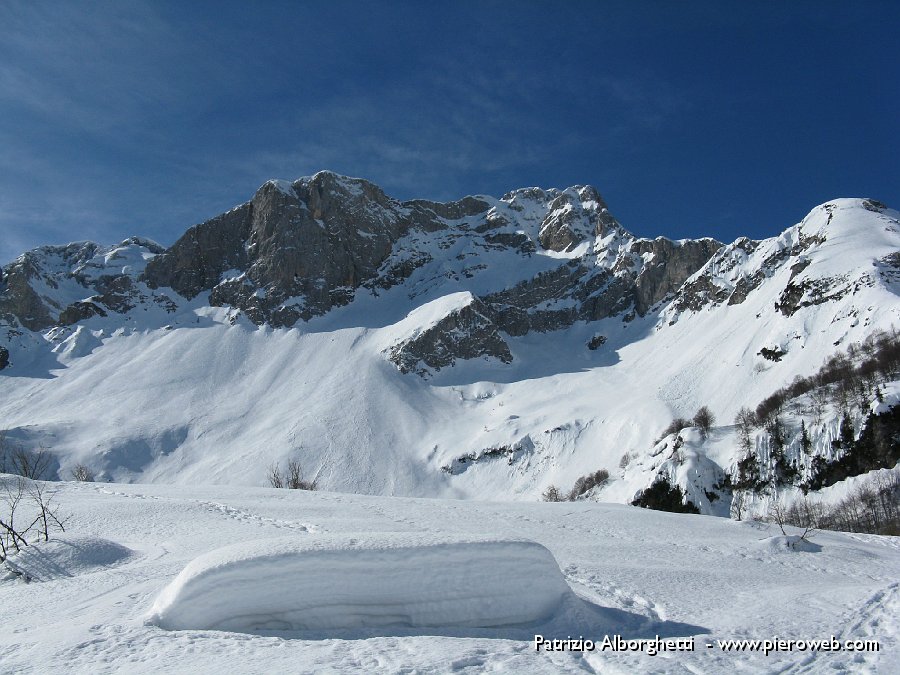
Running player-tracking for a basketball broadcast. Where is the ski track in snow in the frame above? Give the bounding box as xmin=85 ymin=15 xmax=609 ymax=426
xmin=84 ymin=484 xmax=318 ymax=533
xmin=777 ymin=582 xmax=899 ymax=675
xmin=191 ymin=500 xmax=316 ymax=533
xmin=563 ymin=564 xmax=667 ymax=622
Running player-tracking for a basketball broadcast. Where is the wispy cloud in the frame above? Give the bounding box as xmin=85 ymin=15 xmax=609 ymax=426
xmin=0 ymin=2 xmax=183 ymax=135
xmin=223 ymin=37 xmax=693 ymax=200
xmin=0 ymin=1 xmax=704 ymax=265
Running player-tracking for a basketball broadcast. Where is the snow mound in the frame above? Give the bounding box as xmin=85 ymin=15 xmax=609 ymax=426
xmin=756 ymin=535 xmax=822 ymax=554
xmin=2 ymin=535 xmax=134 ymax=582
xmin=51 ymin=325 xmax=103 ymax=361
xmin=147 ymin=534 xmax=574 ymax=633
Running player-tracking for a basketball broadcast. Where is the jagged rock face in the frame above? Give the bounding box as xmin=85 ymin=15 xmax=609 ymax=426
xmin=58 ymin=300 xmax=108 ymax=326
xmin=631 ymin=238 xmax=723 ymax=315
xmin=482 ymin=263 xmax=627 ymax=335
xmin=142 ymin=203 xmax=253 ymax=300
xmin=250 ymin=175 xmax=403 ymax=318
xmin=0 ymin=252 xmax=55 ymax=331
xmin=145 ymin=173 xmax=409 ymax=325
xmin=667 ymin=200 xmax=900 ymax=325
xmin=405 ymin=195 xmax=491 ymax=224
xmin=387 ymin=296 xmax=513 ymax=376
xmin=0 ymin=242 xmax=113 ymax=331
xmin=534 ymin=186 xmax=619 ymax=252
xmin=479 ymin=237 xmax=722 ymax=334
xmin=539 ymin=190 xmax=593 ymax=251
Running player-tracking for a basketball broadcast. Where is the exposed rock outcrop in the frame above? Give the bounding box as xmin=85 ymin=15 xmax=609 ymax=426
xmin=480 ymin=236 xmax=721 ymax=334
xmin=58 ymin=300 xmax=108 ymax=326
xmin=387 ymin=295 xmax=513 ymax=376
xmin=0 ymin=239 xmax=162 ymax=332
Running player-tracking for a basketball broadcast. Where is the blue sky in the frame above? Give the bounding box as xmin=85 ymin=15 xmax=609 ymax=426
xmin=1 ymin=1 xmax=897 ymax=264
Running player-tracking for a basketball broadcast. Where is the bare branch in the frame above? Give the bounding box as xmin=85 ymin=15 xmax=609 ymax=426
xmin=267 ymin=462 xmax=284 ymax=489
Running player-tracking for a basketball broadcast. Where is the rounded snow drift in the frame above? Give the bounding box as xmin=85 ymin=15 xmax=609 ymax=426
xmin=147 ymin=534 xmax=573 ymax=632
xmin=756 ymin=535 xmax=822 ymax=553
xmin=3 ymin=535 xmax=134 ymax=582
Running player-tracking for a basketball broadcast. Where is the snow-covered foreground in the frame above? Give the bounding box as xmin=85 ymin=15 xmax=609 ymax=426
xmin=1 ymin=479 xmax=897 ymax=674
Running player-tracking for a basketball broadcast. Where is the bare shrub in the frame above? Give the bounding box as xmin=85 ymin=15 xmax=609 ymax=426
xmin=3 ymin=445 xmax=53 ymax=480
xmin=0 ymin=476 xmax=68 ymax=563
xmin=71 ymin=464 xmax=94 ymax=482
xmin=766 ymin=491 xmax=814 ymax=541
xmin=268 ymin=459 xmax=316 ymax=490
xmin=692 ymin=406 xmax=716 ymax=437
xmin=0 ymin=477 xmax=28 ymax=559
xmin=285 ymin=458 xmax=317 ymax=490
xmin=267 ymin=462 xmax=284 ymax=489
xmin=27 ymin=480 xmax=67 ymax=542
xmin=541 ymin=485 xmax=563 ymax=502
xmin=568 ymin=468 xmax=610 ymax=501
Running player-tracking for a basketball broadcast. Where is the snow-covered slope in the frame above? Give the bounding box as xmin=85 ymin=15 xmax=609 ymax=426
xmin=1 ymin=174 xmax=898 ymax=508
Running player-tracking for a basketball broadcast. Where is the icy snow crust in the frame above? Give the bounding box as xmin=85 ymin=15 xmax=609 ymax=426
xmin=148 ymin=534 xmax=578 ymax=633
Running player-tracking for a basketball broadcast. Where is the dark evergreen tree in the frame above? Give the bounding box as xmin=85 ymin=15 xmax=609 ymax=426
xmin=839 ymin=414 xmax=855 ymax=449
xmin=631 ymin=476 xmax=700 ymax=514
xmin=800 ymin=420 xmax=812 ymax=454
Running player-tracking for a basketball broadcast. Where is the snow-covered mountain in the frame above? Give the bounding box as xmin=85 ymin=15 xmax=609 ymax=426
xmin=1 ymin=171 xmax=898 ymax=511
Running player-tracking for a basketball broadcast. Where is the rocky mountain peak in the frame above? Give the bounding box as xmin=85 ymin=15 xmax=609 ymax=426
xmin=1 ymin=174 xmax=726 ymax=336
xmin=6 ymin=176 xmax=891 ymax=382
xmin=138 ymin=175 xmax=664 ymax=329
xmin=666 ymin=198 xmax=900 ymax=320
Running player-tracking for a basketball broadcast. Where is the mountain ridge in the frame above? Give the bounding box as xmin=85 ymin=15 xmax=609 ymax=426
xmin=1 ymin=172 xmax=898 ymax=513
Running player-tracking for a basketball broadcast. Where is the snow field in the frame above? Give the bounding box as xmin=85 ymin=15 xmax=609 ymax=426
xmin=1 ymin=481 xmax=897 ymax=673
